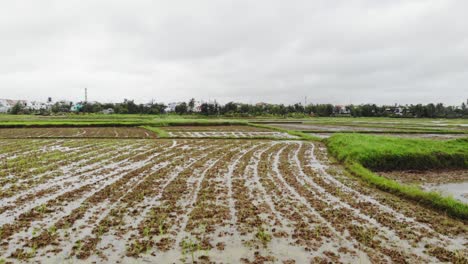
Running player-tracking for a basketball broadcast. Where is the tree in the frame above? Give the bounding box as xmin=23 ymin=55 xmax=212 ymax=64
xmin=175 ymin=102 xmax=188 ymax=114
xmin=188 ymin=98 xmax=195 ymax=113
xmin=222 ymin=102 xmax=238 ymax=114
xmin=10 ymin=102 xmax=24 ymax=115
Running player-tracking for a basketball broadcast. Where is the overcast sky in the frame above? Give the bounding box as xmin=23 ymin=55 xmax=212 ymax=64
xmin=1 ymin=0 xmax=467 ymax=105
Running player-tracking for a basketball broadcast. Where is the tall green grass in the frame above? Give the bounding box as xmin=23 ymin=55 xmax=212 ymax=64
xmin=326 ymin=134 xmax=468 ymax=219
xmin=327 ymin=134 xmax=468 ymax=171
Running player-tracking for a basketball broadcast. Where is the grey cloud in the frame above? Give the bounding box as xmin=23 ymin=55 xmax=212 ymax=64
xmin=1 ymin=0 xmax=467 ymax=105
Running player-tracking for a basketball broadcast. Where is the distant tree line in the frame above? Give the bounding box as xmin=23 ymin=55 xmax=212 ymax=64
xmin=7 ymin=99 xmax=468 ymax=118
xmin=179 ymin=101 xmax=468 ymax=118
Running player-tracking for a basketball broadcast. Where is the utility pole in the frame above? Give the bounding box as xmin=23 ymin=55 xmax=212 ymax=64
xmin=304 ymin=96 xmax=307 ymax=106
xmin=85 ymin=88 xmax=88 ymax=103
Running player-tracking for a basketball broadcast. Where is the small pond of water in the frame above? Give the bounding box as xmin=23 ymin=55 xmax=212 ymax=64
xmin=427 ymin=182 xmax=468 ymax=203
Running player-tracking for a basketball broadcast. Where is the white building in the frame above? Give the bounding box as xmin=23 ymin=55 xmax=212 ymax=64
xmin=102 ymin=108 xmax=114 ymax=114
xmin=165 ymin=102 xmax=184 ymax=112
xmin=0 ymin=99 xmax=27 ymax=113
xmin=27 ymin=101 xmax=49 ymax=111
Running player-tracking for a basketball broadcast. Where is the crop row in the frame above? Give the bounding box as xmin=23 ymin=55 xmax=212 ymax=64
xmin=0 ymin=139 xmax=466 ymax=263
xmin=0 ymin=127 xmax=156 ymax=138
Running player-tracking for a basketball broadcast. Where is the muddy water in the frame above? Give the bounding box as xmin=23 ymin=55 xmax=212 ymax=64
xmin=427 ymin=182 xmax=468 ymax=203
xmin=307 ymin=132 xmax=467 ymax=140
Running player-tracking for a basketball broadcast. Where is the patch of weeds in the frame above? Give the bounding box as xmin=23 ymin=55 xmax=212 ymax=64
xmin=96 ymin=225 xmax=105 ymax=237
xmin=73 ymin=240 xmax=83 ymax=256
xmin=314 ymin=225 xmax=323 ymax=238
xmin=36 ymin=204 xmax=48 ymax=214
xmin=157 ymin=215 xmax=166 ymax=235
xmin=126 ymin=240 xmax=153 ymax=257
xmin=48 ymin=225 xmax=57 ymax=236
xmin=181 ymin=237 xmax=202 ymax=263
xmin=143 ymin=226 xmax=151 ymax=238
xmin=352 ymin=225 xmax=377 ymax=248
xmin=255 ymin=226 xmax=272 ymax=247
xmin=31 ymin=226 xmax=40 ymax=237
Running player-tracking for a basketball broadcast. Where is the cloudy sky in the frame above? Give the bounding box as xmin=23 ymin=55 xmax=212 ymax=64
xmin=1 ymin=0 xmax=467 ymax=105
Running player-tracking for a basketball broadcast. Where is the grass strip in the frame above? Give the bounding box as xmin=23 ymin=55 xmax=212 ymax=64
xmin=141 ymin=126 xmax=169 ymax=138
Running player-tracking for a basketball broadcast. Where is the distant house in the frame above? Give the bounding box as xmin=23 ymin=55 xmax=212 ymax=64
xmin=0 ymin=99 xmax=10 ymax=113
xmin=165 ymin=102 xmax=184 ymax=112
xmin=71 ymin=103 xmax=83 ymax=112
xmin=384 ymin=106 xmax=405 ymax=116
xmin=0 ymin=99 xmax=27 ymax=113
xmin=27 ymin=101 xmax=49 ymax=111
xmin=102 ymin=108 xmax=114 ymax=114
xmin=255 ymin=102 xmax=269 ymax=107
xmin=334 ymin=105 xmax=351 ymax=115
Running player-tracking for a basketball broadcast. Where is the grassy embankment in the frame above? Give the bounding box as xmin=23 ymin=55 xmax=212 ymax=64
xmin=326 ymin=134 xmax=468 ymax=219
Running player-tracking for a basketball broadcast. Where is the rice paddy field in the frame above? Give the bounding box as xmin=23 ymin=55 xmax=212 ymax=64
xmin=0 ymin=127 xmax=157 ymax=139
xmin=0 ymin=117 xmax=467 ymax=263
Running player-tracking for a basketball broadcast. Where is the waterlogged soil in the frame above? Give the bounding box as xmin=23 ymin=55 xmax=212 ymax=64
xmin=427 ymin=182 xmax=468 ymax=203
xmin=307 ymin=133 xmax=467 ymax=140
xmin=379 ymin=170 xmax=468 ymax=203
xmin=268 ymin=123 xmax=390 ymax=132
xmin=0 ymin=127 xmax=156 ymax=139
xmin=164 ymin=125 xmax=272 ymax=132
xmin=167 ymin=131 xmax=298 ymax=139
xmin=0 ymin=139 xmax=466 ymax=263
xmin=379 ymin=170 xmax=468 ymax=185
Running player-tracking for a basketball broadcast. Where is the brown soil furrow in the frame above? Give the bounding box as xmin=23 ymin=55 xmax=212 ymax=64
xmin=0 ymin=141 xmax=159 ymax=219
xmin=301 ymin=143 xmax=463 ymax=255
xmin=259 ymin=143 xmax=377 ymax=263
xmin=0 ymin=140 xmax=132 ymax=196
xmin=1 ymin=141 xmax=176 ymax=244
xmin=121 ymin=143 xmax=247 ymax=262
xmin=76 ymin=141 xmax=236 ymax=260
xmin=4 ymin=143 xmax=181 ymax=260
xmin=285 ymin=142 xmax=440 ymax=262
xmin=26 ymin=140 xmax=214 ymax=257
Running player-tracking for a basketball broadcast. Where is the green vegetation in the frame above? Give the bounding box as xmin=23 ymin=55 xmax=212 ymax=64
xmin=181 ymin=237 xmax=202 ymax=263
xmin=327 ymin=134 xmax=468 ymax=219
xmin=327 ymin=134 xmax=468 ymax=171
xmin=255 ymin=226 xmax=272 ymax=246
xmin=248 ymin=123 xmax=322 ymax=141
xmin=0 ymin=116 xmax=248 ymax=128
xmin=141 ymin=126 xmax=169 ymax=138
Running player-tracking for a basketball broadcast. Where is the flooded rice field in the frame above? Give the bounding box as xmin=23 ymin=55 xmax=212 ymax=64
xmin=0 ymin=139 xmax=466 ymax=263
xmin=268 ymin=123 xmax=389 ymax=132
xmin=0 ymin=127 xmax=156 ymax=139
xmin=164 ymin=126 xmax=298 ymax=139
xmin=307 ymin=132 xmax=467 ymax=140
xmin=167 ymin=131 xmax=298 ymax=139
